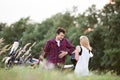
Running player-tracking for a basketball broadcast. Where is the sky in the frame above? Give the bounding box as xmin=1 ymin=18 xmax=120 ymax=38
xmin=0 ymin=0 xmax=109 ymax=25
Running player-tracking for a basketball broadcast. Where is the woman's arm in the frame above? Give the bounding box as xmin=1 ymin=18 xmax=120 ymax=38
xmin=75 ymin=45 xmax=81 ymax=61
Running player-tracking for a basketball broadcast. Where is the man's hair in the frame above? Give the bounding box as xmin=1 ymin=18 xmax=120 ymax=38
xmin=56 ymin=27 xmax=65 ymax=34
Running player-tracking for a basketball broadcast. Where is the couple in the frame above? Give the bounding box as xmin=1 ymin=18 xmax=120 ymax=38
xmin=38 ymin=27 xmax=93 ymax=75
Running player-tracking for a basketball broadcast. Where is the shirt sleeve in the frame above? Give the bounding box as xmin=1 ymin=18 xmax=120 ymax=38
xmin=42 ymin=41 xmax=51 ymax=58
xmin=44 ymin=41 xmax=51 ymax=53
xmin=66 ymin=39 xmax=75 ymax=55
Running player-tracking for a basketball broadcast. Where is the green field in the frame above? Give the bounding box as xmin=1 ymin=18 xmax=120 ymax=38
xmin=0 ymin=66 xmax=120 ymax=80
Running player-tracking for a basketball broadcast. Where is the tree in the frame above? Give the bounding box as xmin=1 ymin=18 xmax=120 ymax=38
xmin=101 ymin=0 xmax=120 ymax=75
xmin=2 ymin=17 xmax=30 ymax=44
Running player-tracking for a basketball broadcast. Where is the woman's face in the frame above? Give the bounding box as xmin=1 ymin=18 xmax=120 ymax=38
xmin=80 ymin=39 xmax=83 ymax=45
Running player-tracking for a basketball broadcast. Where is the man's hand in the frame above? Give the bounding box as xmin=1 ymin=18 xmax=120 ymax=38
xmin=31 ymin=61 xmax=39 ymax=68
xmin=31 ymin=55 xmax=44 ymax=68
xmin=39 ymin=55 xmax=44 ymax=61
xmin=59 ymin=51 xmax=68 ymax=58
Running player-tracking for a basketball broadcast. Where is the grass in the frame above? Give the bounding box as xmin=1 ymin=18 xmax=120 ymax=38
xmin=0 ymin=66 xmax=120 ymax=80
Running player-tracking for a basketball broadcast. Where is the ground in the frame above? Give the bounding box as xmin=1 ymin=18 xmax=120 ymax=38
xmin=0 ymin=66 xmax=120 ymax=80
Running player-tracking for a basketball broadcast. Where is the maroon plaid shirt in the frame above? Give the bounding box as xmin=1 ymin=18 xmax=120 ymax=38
xmin=43 ymin=38 xmax=75 ymax=65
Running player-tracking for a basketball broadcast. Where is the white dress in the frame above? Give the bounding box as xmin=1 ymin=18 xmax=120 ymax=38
xmin=74 ymin=46 xmax=93 ymax=76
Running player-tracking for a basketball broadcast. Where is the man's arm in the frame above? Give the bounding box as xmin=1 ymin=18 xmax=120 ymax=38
xmin=38 ymin=52 xmax=48 ymax=61
xmin=39 ymin=41 xmax=51 ymax=61
xmin=66 ymin=39 xmax=75 ymax=55
xmin=59 ymin=39 xmax=75 ymax=58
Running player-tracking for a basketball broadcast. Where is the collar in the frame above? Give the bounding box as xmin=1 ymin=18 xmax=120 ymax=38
xmin=52 ymin=38 xmax=64 ymax=43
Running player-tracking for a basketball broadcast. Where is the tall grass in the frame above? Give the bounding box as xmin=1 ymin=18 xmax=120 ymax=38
xmin=0 ymin=66 xmax=120 ymax=80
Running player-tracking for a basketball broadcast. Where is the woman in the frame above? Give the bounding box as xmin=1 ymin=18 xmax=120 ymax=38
xmin=74 ymin=36 xmax=93 ymax=76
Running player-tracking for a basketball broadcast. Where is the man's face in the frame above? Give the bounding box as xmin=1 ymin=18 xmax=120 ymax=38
xmin=57 ymin=32 xmax=65 ymax=40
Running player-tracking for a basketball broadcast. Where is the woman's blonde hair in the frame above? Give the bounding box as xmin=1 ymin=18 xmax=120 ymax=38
xmin=80 ymin=36 xmax=92 ymax=51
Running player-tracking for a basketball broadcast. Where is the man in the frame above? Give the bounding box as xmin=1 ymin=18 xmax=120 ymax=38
xmin=39 ymin=27 xmax=75 ymax=68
